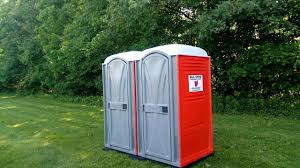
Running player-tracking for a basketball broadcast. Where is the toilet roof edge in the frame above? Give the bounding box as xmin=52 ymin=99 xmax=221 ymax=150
xmin=142 ymin=44 xmax=209 ymax=57
xmin=103 ymin=51 xmax=142 ymax=64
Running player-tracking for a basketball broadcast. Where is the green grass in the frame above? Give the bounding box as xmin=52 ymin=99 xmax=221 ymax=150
xmin=0 ymin=94 xmax=299 ymax=168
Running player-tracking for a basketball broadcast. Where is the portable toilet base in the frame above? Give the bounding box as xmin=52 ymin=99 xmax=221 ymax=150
xmin=136 ymin=44 xmax=213 ymax=167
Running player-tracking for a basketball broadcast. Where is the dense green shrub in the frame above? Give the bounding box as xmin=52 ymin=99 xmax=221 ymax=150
xmin=213 ymin=95 xmax=300 ymax=118
xmin=195 ymin=0 xmax=300 ymax=98
xmin=0 ymin=0 xmax=299 ymax=116
xmin=41 ymin=94 xmax=103 ymax=107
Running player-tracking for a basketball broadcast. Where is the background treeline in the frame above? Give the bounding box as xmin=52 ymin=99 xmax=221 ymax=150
xmin=0 ymin=0 xmax=299 ymax=116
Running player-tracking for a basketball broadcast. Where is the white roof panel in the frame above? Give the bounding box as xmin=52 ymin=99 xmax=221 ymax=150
xmin=142 ymin=44 xmax=209 ymax=57
xmin=103 ymin=51 xmax=142 ymax=64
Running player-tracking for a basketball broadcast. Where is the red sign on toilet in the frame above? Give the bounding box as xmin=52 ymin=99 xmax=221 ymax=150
xmin=188 ymin=75 xmax=203 ymax=92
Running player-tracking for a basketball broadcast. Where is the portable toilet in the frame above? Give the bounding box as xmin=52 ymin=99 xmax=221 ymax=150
xmin=102 ymin=51 xmax=141 ymax=156
xmin=136 ymin=44 xmax=213 ymax=167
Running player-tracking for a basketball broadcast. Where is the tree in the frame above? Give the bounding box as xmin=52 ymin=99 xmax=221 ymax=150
xmin=0 ymin=0 xmax=298 ymax=98
xmin=195 ymin=0 xmax=300 ymax=97
xmin=0 ymin=0 xmax=42 ymax=92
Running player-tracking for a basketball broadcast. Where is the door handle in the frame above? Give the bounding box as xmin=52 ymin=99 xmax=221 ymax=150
xmin=143 ymin=104 xmax=168 ymax=114
xmin=108 ymin=102 xmax=127 ymax=110
xmin=122 ymin=104 xmax=127 ymax=110
xmin=160 ymin=106 xmax=168 ymax=113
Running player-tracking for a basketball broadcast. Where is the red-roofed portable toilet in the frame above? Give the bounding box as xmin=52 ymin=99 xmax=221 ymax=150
xmin=102 ymin=51 xmax=141 ymax=156
xmin=136 ymin=44 xmax=213 ymax=167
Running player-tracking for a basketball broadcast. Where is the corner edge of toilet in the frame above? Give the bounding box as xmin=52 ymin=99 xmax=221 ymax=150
xmin=136 ymin=44 xmax=213 ymax=167
xmin=102 ymin=51 xmax=141 ymax=155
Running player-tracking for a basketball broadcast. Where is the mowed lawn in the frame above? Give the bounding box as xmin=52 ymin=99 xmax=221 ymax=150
xmin=0 ymin=94 xmax=299 ymax=168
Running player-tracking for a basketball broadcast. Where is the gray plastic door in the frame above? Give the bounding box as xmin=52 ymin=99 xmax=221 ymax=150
xmin=107 ymin=59 xmax=130 ymax=150
xmin=141 ymin=53 xmax=171 ymax=160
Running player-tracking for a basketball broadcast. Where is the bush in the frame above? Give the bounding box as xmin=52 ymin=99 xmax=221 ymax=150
xmin=43 ymin=94 xmax=103 ymax=107
xmin=213 ymin=95 xmax=300 ymax=118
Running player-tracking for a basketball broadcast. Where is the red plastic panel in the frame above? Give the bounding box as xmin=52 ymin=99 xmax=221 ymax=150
xmin=133 ymin=62 xmax=138 ymax=155
xmin=177 ymin=56 xmax=213 ymax=167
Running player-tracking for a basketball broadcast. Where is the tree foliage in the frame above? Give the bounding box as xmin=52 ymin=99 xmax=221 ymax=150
xmin=0 ymin=0 xmax=299 ymax=98
xmin=195 ymin=0 xmax=300 ymax=97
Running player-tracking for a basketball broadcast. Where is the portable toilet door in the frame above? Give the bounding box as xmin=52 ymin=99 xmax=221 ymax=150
xmin=136 ymin=44 xmax=213 ymax=167
xmin=102 ymin=51 xmax=141 ymax=155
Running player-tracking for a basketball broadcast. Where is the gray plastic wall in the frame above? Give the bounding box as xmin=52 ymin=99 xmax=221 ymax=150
xmin=136 ymin=51 xmax=180 ymax=167
xmin=102 ymin=58 xmax=136 ymax=155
